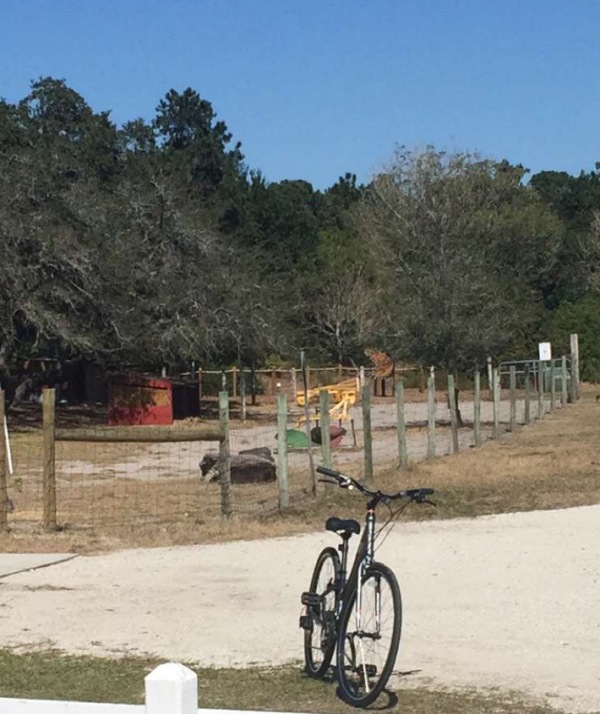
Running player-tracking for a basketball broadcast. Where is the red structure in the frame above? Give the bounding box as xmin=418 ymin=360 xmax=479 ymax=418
xmin=107 ymin=375 xmax=173 ymax=426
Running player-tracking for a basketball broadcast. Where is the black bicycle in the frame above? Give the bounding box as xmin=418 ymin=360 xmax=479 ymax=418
xmin=299 ymin=465 xmax=434 ymax=707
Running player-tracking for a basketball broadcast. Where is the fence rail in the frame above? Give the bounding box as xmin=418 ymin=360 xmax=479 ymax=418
xmin=1 ymin=337 xmax=581 ymax=533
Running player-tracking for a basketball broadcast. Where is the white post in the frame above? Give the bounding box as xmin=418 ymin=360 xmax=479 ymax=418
xmin=145 ymin=662 xmax=197 ymax=714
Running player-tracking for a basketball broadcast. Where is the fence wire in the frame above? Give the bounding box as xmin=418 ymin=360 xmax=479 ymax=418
xmin=2 ymin=360 xmax=572 ymax=533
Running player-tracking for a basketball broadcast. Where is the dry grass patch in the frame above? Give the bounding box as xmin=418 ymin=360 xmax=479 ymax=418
xmin=1 ymin=388 xmax=599 ymax=553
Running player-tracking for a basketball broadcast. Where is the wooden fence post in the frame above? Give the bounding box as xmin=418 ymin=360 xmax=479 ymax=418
xmin=448 ymin=374 xmax=459 ymax=454
xmin=232 ymin=367 xmax=238 ymax=399
xmin=474 ymin=369 xmax=482 ymax=447
xmin=197 ymin=368 xmax=202 ymax=416
xmin=487 ymin=356 xmax=493 ymax=399
xmin=492 ymin=369 xmax=500 ymax=439
xmin=291 ymin=367 xmax=297 ymax=401
xmin=0 ymin=390 xmax=7 ymax=532
xmin=319 ymin=390 xmax=332 ymax=469
xmin=509 ymin=365 xmax=516 ymax=431
xmin=550 ymin=359 xmax=556 ymax=411
xmin=221 ymin=370 xmax=227 ymax=393
xmin=561 ymin=355 xmax=568 ymax=407
xmin=218 ymin=392 xmax=232 ymax=518
xmin=524 ymin=365 xmax=531 ymax=425
xmin=300 ymin=353 xmax=317 ymax=496
xmin=277 ymin=394 xmax=289 ymax=510
xmin=251 ymin=363 xmax=257 ymax=406
xmin=427 ymin=371 xmax=436 ymax=460
xmin=362 ymin=385 xmax=374 ymax=486
xmin=240 ymin=368 xmax=247 ymax=422
xmin=538 ymin=360 xmax=545 ymax=417
xmin=270 ymin=369 xmax=277 ymax=401
xmin=570 ymin=333 xmax=580 ymax=400
xmin=43 ymin=388 xmax=57 ymax=531
xmin=395 ymin=378 xmax=408 ymax=467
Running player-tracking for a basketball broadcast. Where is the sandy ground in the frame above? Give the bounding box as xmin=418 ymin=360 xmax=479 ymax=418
xmin=1 ymin=504 xmax=598 ymax=713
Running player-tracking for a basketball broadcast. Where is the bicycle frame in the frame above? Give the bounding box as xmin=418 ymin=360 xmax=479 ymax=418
xmin=336 ymin=502 xmax=378 ymax=616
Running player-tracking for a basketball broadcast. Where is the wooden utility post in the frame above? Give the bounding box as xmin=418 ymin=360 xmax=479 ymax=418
xmin=43 ymin=388 xmax=57 ymax=531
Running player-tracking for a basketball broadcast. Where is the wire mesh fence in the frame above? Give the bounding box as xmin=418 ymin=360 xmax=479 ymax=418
xmin=0 ymin=352 xmax=579 ymax=533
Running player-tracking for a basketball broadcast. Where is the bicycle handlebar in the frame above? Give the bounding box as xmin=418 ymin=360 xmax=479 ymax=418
xmin=316 ymin=466 xmax=435 ymax=504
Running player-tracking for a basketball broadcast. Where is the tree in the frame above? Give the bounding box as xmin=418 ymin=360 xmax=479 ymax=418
xmin=357 ymin=148 xmax=563 ymax=419
xmin=550 ymin=295 xmax=600 ymax=382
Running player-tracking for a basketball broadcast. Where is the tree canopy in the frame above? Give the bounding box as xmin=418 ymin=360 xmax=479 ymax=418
xmin=1 ymin=78 xmax=599 ymax=386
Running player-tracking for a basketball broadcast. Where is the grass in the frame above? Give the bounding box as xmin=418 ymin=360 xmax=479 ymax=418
xmin=2 ymin=387 xmax=599 ymax=553
xmin=2 ymin=392 xmax=599 ymax=712
xmin=0 ymin=649 xmax=571 ymax=714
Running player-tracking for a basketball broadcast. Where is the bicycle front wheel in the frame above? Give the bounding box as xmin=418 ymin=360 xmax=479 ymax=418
xmin=336 ymin=562 xmax=402 ymax=707
xmin=304 ymin=547 xmax=340 ymax=678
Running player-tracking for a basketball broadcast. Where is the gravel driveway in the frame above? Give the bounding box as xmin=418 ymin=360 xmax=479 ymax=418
xmin=0 ymin=505 xmax=598 ymax=712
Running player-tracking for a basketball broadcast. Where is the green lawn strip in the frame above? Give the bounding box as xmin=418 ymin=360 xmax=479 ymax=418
xmin=0 ymin=649 xmax=563 ymax=714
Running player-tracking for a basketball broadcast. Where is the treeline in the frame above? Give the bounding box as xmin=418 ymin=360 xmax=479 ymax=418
xmin=1 ymin=78 xmax=600 ymax=386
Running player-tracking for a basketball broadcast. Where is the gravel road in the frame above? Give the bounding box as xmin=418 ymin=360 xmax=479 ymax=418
xmin=0 ymin=505 xmax=598 ymax=712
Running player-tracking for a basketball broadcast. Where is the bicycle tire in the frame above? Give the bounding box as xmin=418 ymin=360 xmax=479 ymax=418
xmin=303 ymin=547 xmax=341 ymax=678
xmin=336 ymin=562 xmax=402 ymax=707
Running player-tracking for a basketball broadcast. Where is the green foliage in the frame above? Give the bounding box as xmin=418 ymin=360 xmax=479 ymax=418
xmin=550 ymin=296 xmax=600 ymax=382
xmin=358 ymin=148 xmax=564 ymax=371
xmin=1 ymin=78 xmax=599 ymax=382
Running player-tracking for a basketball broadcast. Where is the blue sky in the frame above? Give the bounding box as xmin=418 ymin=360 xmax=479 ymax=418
xmin=1 ymin=0 xmax=599 ymax=189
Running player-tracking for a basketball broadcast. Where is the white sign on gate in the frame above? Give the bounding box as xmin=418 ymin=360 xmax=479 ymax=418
xmin=538 ymin=342 xmax=552 ymax=361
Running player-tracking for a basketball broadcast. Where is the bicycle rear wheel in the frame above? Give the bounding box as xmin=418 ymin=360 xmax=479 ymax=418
xmin=303 ymin=547 xmax=340 ymax=678
xmin=336 ymin=562 xmax=402 ymax=707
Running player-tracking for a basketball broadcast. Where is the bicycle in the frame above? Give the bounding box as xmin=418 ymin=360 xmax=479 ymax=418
xmin=299 ymin=465 xmax=435 ymax=707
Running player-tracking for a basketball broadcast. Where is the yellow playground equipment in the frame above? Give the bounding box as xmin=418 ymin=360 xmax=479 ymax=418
xmin=295 ymin=350 xmax=394 ymax=425
xmin=296 ymin=377 xmax=359 ymax=424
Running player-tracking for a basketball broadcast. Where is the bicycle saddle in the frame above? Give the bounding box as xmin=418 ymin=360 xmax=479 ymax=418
xmin=326 ymin=517 xmax=360 ymax=537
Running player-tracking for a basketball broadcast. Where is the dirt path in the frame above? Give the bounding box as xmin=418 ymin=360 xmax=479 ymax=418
xmin=0 ymin=505 xmax=598 ymax=712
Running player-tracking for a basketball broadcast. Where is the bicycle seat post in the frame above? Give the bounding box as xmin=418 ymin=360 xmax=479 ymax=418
xmin=337 ymin=533 xmax=351 ymax=593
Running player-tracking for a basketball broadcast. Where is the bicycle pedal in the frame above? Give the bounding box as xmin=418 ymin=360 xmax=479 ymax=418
xmin=299 ymin=614 xmax=313 ymax=631
xmin=362 ymin=664 xmax=377 ymax=677
xmin=301 ymin=592 xmax=321 ymax=607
